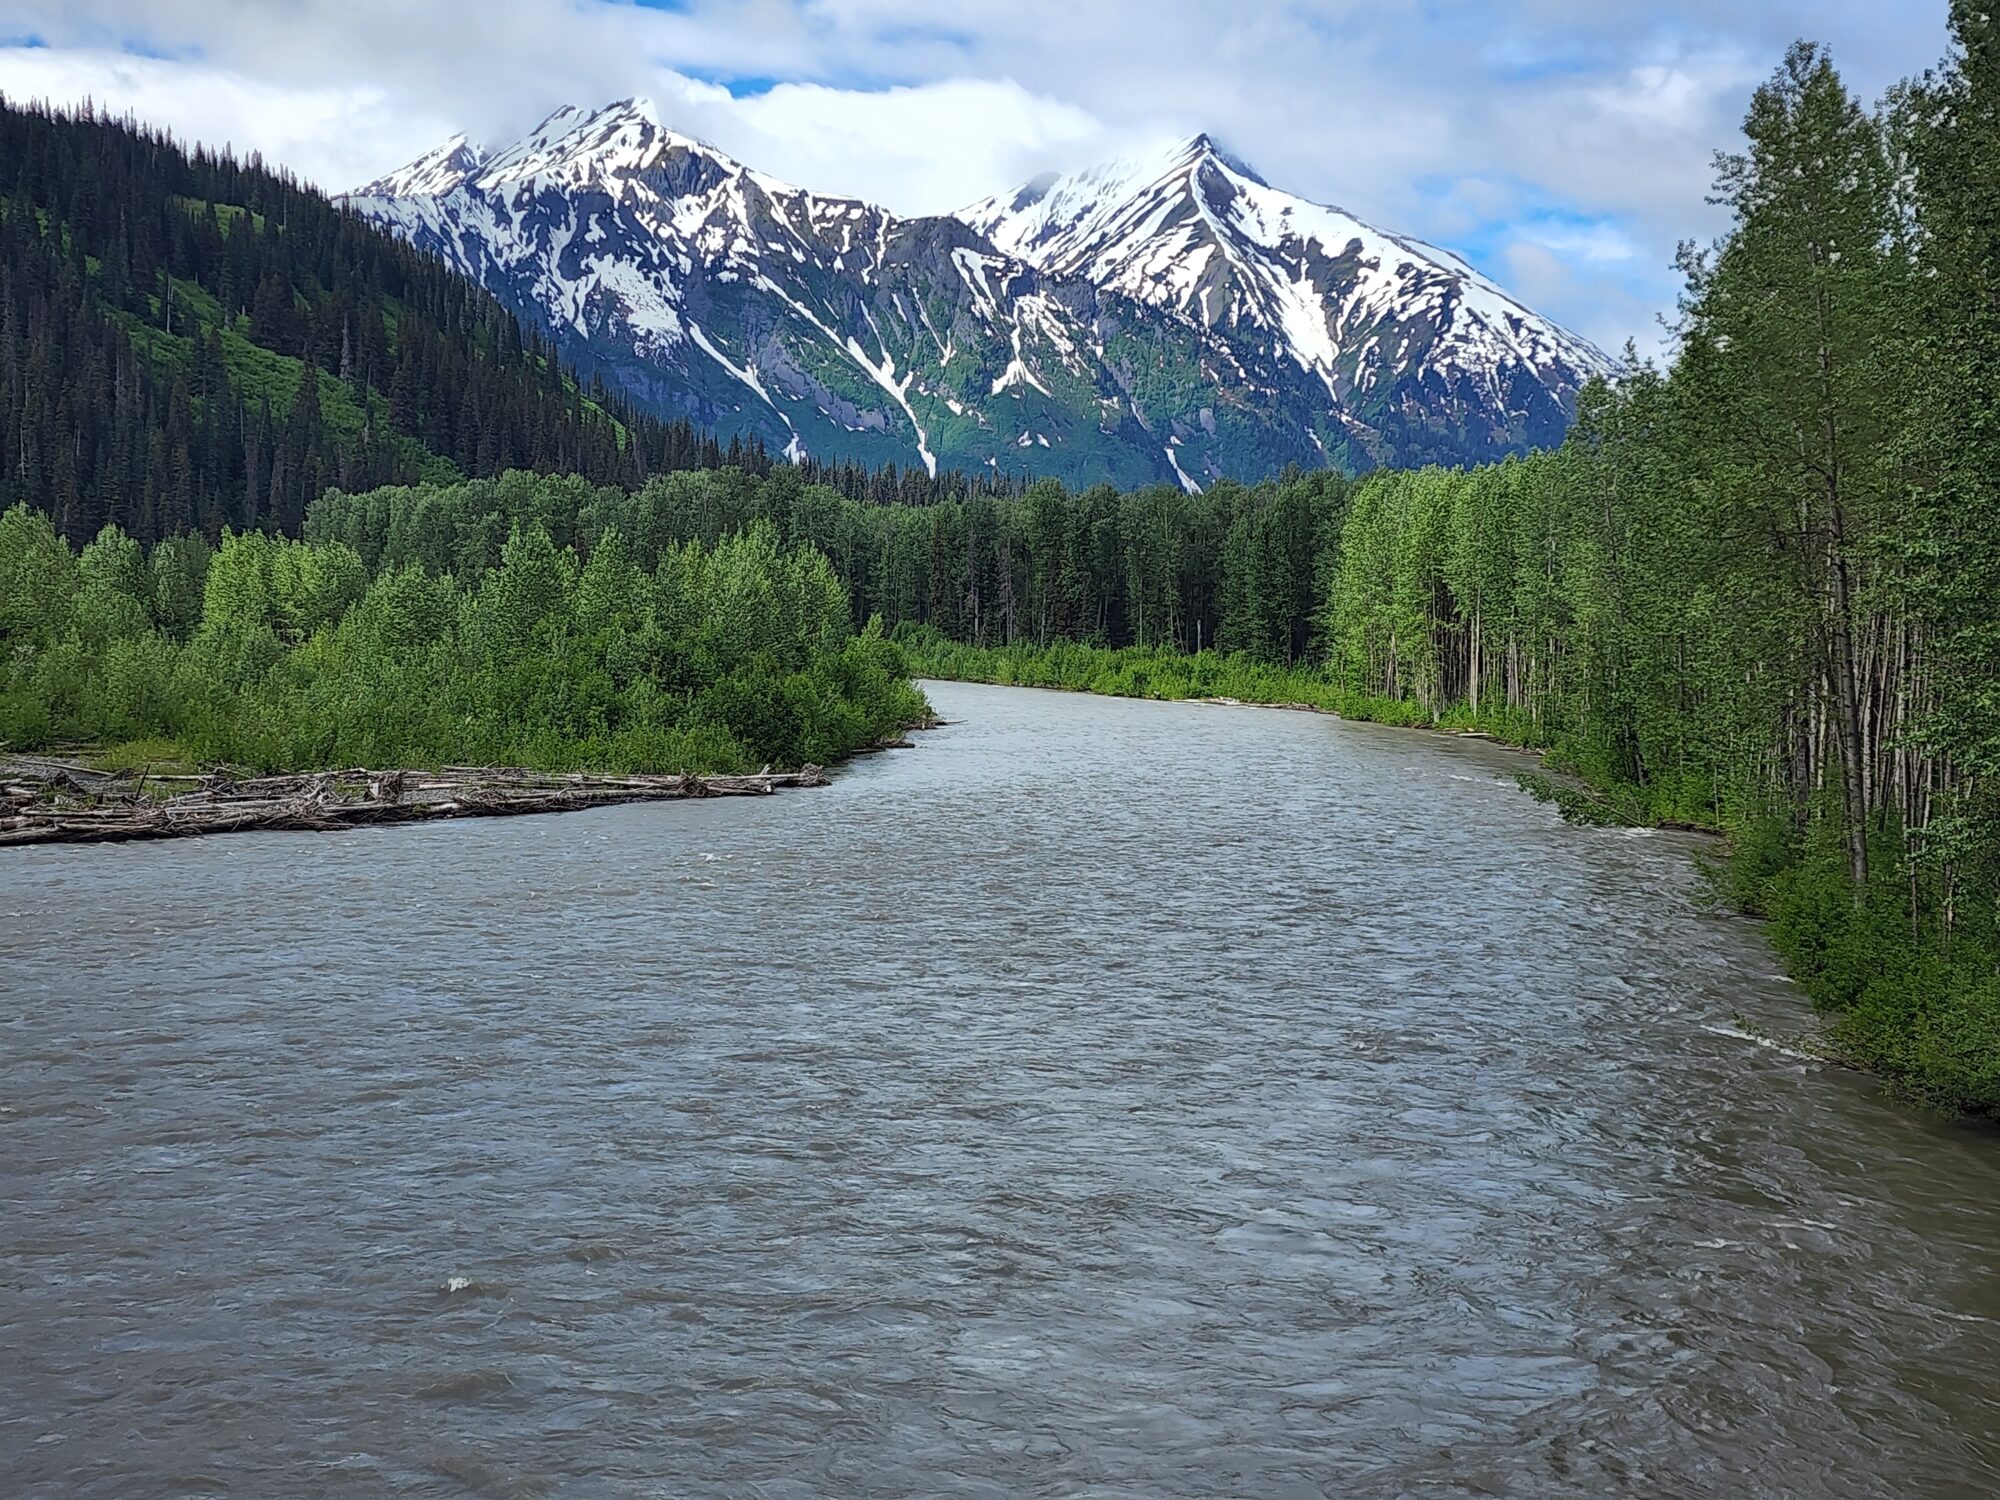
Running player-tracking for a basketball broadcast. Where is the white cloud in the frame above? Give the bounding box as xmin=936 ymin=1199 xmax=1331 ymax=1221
xmin=0 ymin=48 xmax=459 ymax=189
xmin=0 ymin=43 xmax=1122 ymax=217
xmin=1518 ymin=220 xmax=1642 ymax=268
xmin=652 ymin=77 xmax=1118 ymax=215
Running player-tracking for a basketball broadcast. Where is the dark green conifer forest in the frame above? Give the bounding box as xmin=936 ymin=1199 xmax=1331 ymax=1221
xmin=0 ymin=95 xmax=733 ymax=539
xmin=0 ymin=96 xmax=1033 ymax=543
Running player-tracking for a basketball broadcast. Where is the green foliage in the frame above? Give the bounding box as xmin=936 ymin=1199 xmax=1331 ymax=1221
xmin=1509 ymin=772 xmax=1648 ymax=829
xmin=1303 ymin=37 xmax=2000 ymax=1116
xmin=0 ymin=501 xmax=925 ymax=776
xmin=893 ymin=625 xmax=1432 ymax=727
xmin=304 ymin=463 xmax=1354 ymax=665
xmin=148 ymin=534 xmax=213 ymax=641
xmin=0 ymin=98 xmax=759 ymax=547
xmin=1759 ymin=843 xmax=2000 ymax=1115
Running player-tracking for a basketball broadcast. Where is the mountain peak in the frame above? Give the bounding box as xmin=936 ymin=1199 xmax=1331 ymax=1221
xmin=348 ymin=99 xmax=1614 ymax=487
xmin=962 ymin=134 xmax=1611 ymax=392
xmin=351 ymin=98 xmax=803 ymax=221
xmin=1171 ymin=131 xmax=1265 ymax=185
xmin=476 ymin=97 xmax=689 ymax=190
xmin=958 ymin=130 xmax=1274 ymax=264
xmin=353 ymin=132 xmax=487 ymax=199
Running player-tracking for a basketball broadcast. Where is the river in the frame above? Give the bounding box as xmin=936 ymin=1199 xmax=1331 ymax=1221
xmin=3 ymin=681 xmax=1997 ymax=1497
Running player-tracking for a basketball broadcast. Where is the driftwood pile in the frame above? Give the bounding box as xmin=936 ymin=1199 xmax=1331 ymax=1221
xmin=0 ymin=756 xmax=828 ymax=847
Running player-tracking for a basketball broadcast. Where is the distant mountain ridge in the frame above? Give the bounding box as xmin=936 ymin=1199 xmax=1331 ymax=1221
xmin=345 ymin=99 xmax=1615 ymax=488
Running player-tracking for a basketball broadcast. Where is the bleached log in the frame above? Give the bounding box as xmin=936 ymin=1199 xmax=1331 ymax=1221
xmin=0 ymin=759 xmax=832 ymax=846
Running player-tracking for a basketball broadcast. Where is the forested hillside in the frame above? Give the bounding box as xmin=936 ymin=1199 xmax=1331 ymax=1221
xmin=0 ymin=98 xmax=779 ymax=544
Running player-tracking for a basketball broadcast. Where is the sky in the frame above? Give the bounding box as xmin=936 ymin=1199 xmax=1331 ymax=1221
xmin=0 ymin=0 xmax=1957 ymax=358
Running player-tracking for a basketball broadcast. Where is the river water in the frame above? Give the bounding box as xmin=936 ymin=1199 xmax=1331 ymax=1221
xmin=3 ymin=681 xmax=1997 ymax=1497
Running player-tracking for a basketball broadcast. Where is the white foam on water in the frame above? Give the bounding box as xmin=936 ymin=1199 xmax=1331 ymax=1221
xmin=1701 ymin=1023 xmax=1821 ymax=1064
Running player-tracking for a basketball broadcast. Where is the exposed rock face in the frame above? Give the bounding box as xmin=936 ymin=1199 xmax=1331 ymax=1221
xmin=346 ymin=101 xmax=1616 ymax=487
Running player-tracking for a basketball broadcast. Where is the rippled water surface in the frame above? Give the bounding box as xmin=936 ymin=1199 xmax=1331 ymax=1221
xmin=5 ymin=681 xmax=1999 ymax=1497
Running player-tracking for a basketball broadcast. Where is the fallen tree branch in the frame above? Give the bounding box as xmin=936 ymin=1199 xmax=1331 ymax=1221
xmin=0 ymin=759 xmax=830 ymax=847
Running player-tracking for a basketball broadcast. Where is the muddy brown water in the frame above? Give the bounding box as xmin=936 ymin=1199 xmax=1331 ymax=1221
xmin=3 ymin=681 xmax=1997 ymax=1497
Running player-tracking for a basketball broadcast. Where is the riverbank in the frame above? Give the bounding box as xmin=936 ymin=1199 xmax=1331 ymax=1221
xmin=899 ymin=632 xmax=1680 ymax=829
xmin=902 ymin=637 xmax=2000 ymax=1120
xmin=902 ymin=631 xmax=1437 ymax=730
xmin=0 ymin=506 xmax=934 ymax=799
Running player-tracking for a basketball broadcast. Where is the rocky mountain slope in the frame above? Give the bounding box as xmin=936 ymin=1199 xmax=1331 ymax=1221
xmin=963 ymin=135 xmax=1614 ymax=478
xmin=345 ymin=100 xmax=1615 ymax=487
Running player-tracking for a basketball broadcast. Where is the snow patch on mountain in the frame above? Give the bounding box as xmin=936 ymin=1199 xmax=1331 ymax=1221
xmin=345 ymin=104 xmax=1616 ymax=484
xmin=960 ymin=132 xmax=1614 ymax=410
xmin=354 ymin=133 xmax=488 ymax=199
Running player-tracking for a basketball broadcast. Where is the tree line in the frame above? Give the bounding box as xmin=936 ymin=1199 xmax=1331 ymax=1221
xmin=0 ymin=502 xmax=924 ymax=774
xmin=303 ymin=464 xmax=1352 ymax=668
xmin=1316 ymin=23 xmax=2000 ymax=1113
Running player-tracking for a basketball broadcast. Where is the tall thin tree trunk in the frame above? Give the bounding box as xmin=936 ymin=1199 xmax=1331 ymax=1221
xmin=1827 ymin=520 xmax=1870 ymax=892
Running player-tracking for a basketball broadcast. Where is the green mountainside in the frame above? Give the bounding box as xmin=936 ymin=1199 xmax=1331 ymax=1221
xmin=0 ymin=99 xmax=757 ymax=543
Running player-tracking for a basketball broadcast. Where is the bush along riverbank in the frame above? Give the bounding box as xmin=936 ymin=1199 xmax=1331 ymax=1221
xmin=895 ymin=627 xmax=1575 ymax=768
xmin=897 ymin=629 xmax=1432 ymax=728
xmin=0 ymin=504 xmax=930 ymax=797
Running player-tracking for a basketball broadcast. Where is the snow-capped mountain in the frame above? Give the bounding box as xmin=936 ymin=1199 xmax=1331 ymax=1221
xmin=344 ymin=101 xmax=1614 ymax=487
xmin=962 ymin=135 xmax=1613 ymax=473
xmin=353 ymin=133 xmax=489 ymax=199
